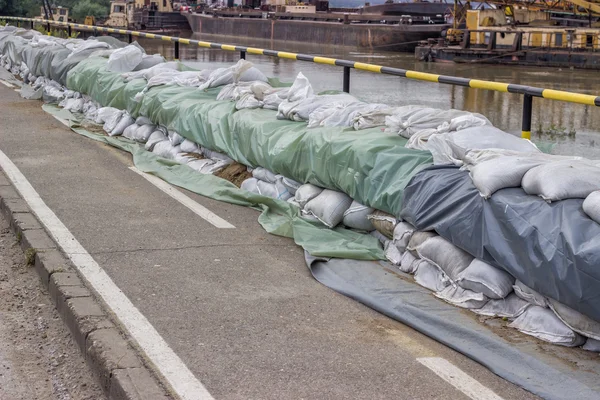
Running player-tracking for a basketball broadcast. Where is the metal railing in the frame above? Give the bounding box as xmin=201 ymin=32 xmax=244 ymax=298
xmin=4 ymin=16 xmax=600 ymax=139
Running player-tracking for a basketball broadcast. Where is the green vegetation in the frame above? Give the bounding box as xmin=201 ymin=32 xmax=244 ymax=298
xmin=72 ymin=0 xmax=109 ymax=21
xmin=24 ymin=248 xmax=36 ymax=266
xmin=0 ymin=0 xmax=111 ymax=21
xmin=535 ymin=123 xmax=576 ymax=139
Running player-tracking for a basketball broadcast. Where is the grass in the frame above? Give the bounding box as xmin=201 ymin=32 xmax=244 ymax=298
xmin=24 ymin=248 xmax=36 ymax=266
xmin=535 ymin=123 xmax=576 ymax=140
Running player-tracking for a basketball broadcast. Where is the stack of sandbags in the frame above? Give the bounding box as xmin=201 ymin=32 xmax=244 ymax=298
xmin=241 ymin=167 xmax=296 ymax=201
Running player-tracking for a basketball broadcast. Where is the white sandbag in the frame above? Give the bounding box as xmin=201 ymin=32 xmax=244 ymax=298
xmin=399 ymin=251 xmax=419 ymax=274
xmin=202 ymin=148 xmax=233 ymax=163
xmin=384 ymin=240 xmax=402 ymax=266
xmin=472 ymin=293 xmax=531 ymax=319
xmin=281 ymin=177 xmax=301 ymax=196
xmin=583 ymin=338 xmax=600 ymax=352
xmin=285 ymin=72 xmax=313 ymax=103
xmin=469 ymin=155 xmax=548 ymax=198
xmin=252 ymin=167 xmax=278 ymax=183
xmin=287 ymin=197 xmax=301 ymax=208
xmin=103 ymin=110 xmax=125 ymax=135
xmin=180 ymin=139 xmax=200 ymax=154
xmin=426 ymin=126 xmax=540 ymax=166
xmin=352 ymin=106 xmax=398 ymax=130
xmin=151 ymin=140 xmax=176 ymax=159
xmin=414 ymin=261 xmax=451 ymax=292
xmin=133 ymin=124 xmax=156 ymax=142
xmin=513 ymin=280 xmax=548 ymax=308
xmin=168 ymin=131 xmax=184 ymax=146
xmin=436 ymin=113 xmax=489 ymax=133
xmin=256 ymin=180 xmax=292 ymax=200
xmin=107 ymin=45 xmax=144 ymax=73
xmin=95 ymin=107 xmax=119 ymax=124
xmin=522 ymin=160 xmax=600 ymax=201
xmin=198 ymin=59 xmax=267 ymax=90
xmin=111 ymin=114 xmax=135 ymax=136
xmin=262 ymin=88 xmax=290 ymax=110
xmin=583 ymin=190 xmax=600 ymax=224
xmin=236 ymin=92 xmax=262 ymax=110
xmin=509 ymin=306 xmax=586 ymax=347
xmin=304 ymin=190 xmax=353 ymax=228
xmin=135 ymin=116 xmax=153 ymax=126
xmin=367 ymin=210 xmax=397 ymax=239
xmin=406 ymin=231 xmax=437 ymax=253
xmin=122 ymin=123 xmax=140 ymax=140
xmin=145 ymin=130 xmax=167 ymax=151
xmin=456 ymin=259 xmax=515 ymax=299
xmin=133 ymin=54 xmax=165 ymax=71
xmin=294 ymin=184 xmax=324 ymax=208
xmin=548 ymin=299 xmax=600 ymax=341
xmin=416 ymin=236 xmax=473 ymax=281
xmin=241 ymin=177 xmax=259 ymax=193
xmin=174 ymin=153 xmax=196 ymax=165
xmin=342 ymin=201 xmax=375 ymax=231
xmin=188 ymin=159 xmax=216 ymax=174
xmin=435 ymin=285 xmax=489 ymax=309
xmin=391 ymin=222 xmax=415 ymax=253
xmin=384 ymin=106 xmax=434 ymax=137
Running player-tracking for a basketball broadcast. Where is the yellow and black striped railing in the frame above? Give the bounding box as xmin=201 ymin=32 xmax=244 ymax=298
xmin=3 ymin=16 xmax=600 ymax=138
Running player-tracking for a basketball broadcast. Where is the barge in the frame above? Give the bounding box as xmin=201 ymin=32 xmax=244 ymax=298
xmin=415 ymin=9 xmax=600 ymax=69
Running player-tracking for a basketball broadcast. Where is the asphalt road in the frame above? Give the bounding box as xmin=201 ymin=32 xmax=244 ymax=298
xmin=0 ymin=83 xmax=540 ymax=399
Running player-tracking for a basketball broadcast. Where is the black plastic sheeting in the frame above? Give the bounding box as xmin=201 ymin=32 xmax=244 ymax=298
xmin=306 ymin=255 xmax=600 ymax=400
xmin=400 ymin=165 xmax=600 ymax=324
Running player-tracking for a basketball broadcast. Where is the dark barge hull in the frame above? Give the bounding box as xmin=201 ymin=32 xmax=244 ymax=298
xmin=185 ymin=13 xmax=448 ymax=52
xmin=415 ymin=45 xmax=600 ymax=70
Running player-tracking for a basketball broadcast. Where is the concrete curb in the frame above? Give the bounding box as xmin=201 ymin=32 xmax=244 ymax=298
xmin=0 ymin=171 xmax=171 ymax=400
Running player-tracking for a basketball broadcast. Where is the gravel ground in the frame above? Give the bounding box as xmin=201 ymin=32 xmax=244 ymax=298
xmin=0 ymin=215 xmax=104 ymax=400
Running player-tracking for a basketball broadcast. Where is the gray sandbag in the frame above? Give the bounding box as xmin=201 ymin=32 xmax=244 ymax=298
xmin=133 ymin=54 xmax=165 ymax=71
xmin=180 ymin=139 xmax=201 ymax=154
xmin=107 ymin=45 xmax=144 ymax=73
xmin=135 ymin=116 xmax=153 ymax=126
xmin=122 ymin=123 xmax=140 ymax=140
xmin=413 ymin=261 xmax=451 ymax=292
xmin=434 ymin=285 xmax=489 ymax=309
xmin=509 ymin=306 xmax=586 ymax=347
xmin=399 ymin=251 xmax=419 ymax=274
xmin=522 ymin=160 xmax=600 ymax=202
xmin=472 ymin=293 xmax=531 ymax=319
xmin=188 ymin=159 xmax=217 ymax=174
xmin=384 ymin=240 xmax=402 ymax=266
xmin=256 ymin=180 xmax=292 ymax=201
xmin=343 ymin=201 xmax=375 ymax=231
xmin=145 ymin=130 xmax=167 ymax=151
xmin=168 ymin=130 xmax=184 ymax=146
xmin=417 ymin=236 xmax=474 ymax=281
xmin=281 ymin=177 xmax=301 ymax=196
xmin=133 ymin=124 xmax=156 ymax=142
xmin=294 ymin=184 xmax=323 ymax=208
xmin=103 ymin=109 xmax=125 ymax=134
xmin=583 ymin=338 xmax=600 ymax=352
xmin=583 ymin=190 xmax=600 ymax=224
xmin=367 ymin=210 xmax=397 ymax=239
xmin=548 ymin=299 xmax=600 ymax=341
xmin=406 ymin=231 xmax=437 ymax=255
xmin=456 ymin=259 xmax=515 ymax=299
xmin=392 ymin=222 xmax=415 ymax=253
xmin=513 ymin=280 xmax=548 ymax=308
xmin=152 ymin=140 xmax=179 ymax=159
xmin=304 ymin=190 xmax=352 ymax=228
xmin=111 ymin=114 xmax=135 ymax=136
xmin=241 ymin=177 xmax=259 ymax=193
xmin=252 ymin=167 xmax=278 ymax=183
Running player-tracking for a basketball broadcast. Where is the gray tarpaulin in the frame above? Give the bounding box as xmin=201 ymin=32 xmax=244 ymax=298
xmin=400 ymin=165 xmax=600 ymax=324
xmin=306 ymin=255 xmax=600 ymax=400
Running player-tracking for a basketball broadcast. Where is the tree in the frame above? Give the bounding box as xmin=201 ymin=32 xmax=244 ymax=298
xmin=71 ymin=0 xmax=109 ymax=21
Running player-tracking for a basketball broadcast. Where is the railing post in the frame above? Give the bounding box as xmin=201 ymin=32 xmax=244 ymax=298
xmin=521 ymin=94 xmax=533 ymax=139
xmin=31 ymin=20 xmax=34 ymax=29
xmin=240 ymin=50 xmax=246 ymax=60
xmin=343 ymin=66 xmax=350 ymax=93
xmin=46 ymin=21 xmax=51 ymax=33
xmin=67 ymin=24 xmax=72 ymax=37
xmin=174 ymin=41 xmax=180 ymax=60
xmin=128 ymin=33 xmax=133 ymax=43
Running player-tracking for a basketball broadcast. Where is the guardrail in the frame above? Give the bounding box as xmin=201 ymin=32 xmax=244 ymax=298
xmin=3 ymin=16 xmax=600 ymax=139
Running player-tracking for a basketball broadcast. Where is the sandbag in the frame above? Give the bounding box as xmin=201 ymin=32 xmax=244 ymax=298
xmin=281 ymin=177 xmax=301 ymax=196
xmin=456 ymin=259 xmax=515 ymax=299
xmin=367 ymin=210 xmax=397 ymax=239
xmin=583 ymin=338 xmax=600 ymax=352
xmin=304 ymin=190 xmax=352 ymax=228
xmin=399 ymin=251 xmax=419 ymax=274
xmin=294 ymin=184 xmax=324 ymax=208
xmin=135 ymin=116 xmax=153 ymax=126
xmin=241 ymin=177 xmax=258 ymax=193
xmin=174 ymin=153 xmax=194 ymax=165
xmin=406 ymin=231 xmax=437 ymax=253
xmin=152 ymin=140 xmax=177 ymax=159
xmin=434 ymin=285 xmax=489 ymax=309
xmin=111 ymin=114 xmax=135 ymax=136
xmin=168 ymin=130 xmax=184 ymax=146
xmin=133 ymin=54 xmax=165 ymax=71
xmin=145 ymin=130 xmax=167 ymax=151
xmin=252 ymin=167 xmax=278 ymax=184
xmin=522 ymin=160 xmax=600 ymax=202
xmin=103 ymin=109 xmax=125 ymax=134
xmin=509 ymin=306 xmax=586 ymax=347
xmin=342 ymin=201 xmax=375 ymax=231
xmin=391 ymin=222 xmax=415 ymax=253
xmin=513 ymin=280 xmax=548 ymax=308
xmin=180 ymin=139 xmax=200 ymax=154
xmin=106 ymin=45 xmax=144 ymax=73
xmin=384 ymin=240 xmax=402 ymax=266
xmin=583 ymin=190 xmax=600 ymax=224
xmin=188 ymin=159 xmax=216 ymax=174
xmin=133 ymin=124 xmax=156 ymax=142
xmin=95 ymin=106 xmax=120 ymax=124
xmin=413 ymin=261 xmax=451 ymax=292
xmin=122 ymin=123 xmax=140 ymax=140
xmin=548 ymin=299 xmax=600 ymax=341
xmin=417 ymin=236 xmax=473 ymax=281
xmin=256 ymin=180 xmax=292 ymax=201
xmin=472 ymin=293 xmax=531 ymax=319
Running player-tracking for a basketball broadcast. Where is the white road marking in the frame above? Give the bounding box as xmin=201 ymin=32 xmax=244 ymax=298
xmin=0 ymin=79 xmax=15 ymax=88
xmin=417 ymin=357 xmax=504 ymax=400
xmin=129 ymin=166 xmax=235 ymax=229
xmin=0 ymin=149 xmax=214 ymax=400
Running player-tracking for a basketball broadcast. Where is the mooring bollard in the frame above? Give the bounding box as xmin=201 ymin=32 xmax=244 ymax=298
xmin=521 ymin=94 xmax=533 ymax=140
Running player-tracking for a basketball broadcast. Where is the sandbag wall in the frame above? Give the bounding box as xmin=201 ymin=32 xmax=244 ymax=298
xmin=2 ymin=24 xmax=600 ymax=352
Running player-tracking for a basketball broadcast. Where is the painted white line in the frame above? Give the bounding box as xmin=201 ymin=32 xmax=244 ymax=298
xmin=0 ymin=149 xmax=214 ymax=400
xmin=0 ymin=79 xmax=15 ymax=88
xmin=417 ymin=357 xmax=504 ymax=400
xmin=129 ymin=166 xmax=235 ymax=229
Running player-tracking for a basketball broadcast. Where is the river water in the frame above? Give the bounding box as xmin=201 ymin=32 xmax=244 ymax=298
xmin=140 ymin=35 xmax=600 ymax=158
